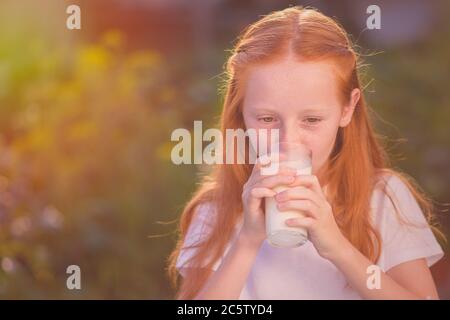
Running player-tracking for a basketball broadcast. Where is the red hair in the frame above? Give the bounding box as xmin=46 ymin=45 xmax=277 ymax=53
xmin=167 ymin=6 xmax=443 ymax=299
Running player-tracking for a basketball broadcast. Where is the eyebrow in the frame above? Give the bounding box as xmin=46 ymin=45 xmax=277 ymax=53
xmin=300 ymin=108 xmax=329 ymax=114
xmin=247 ymin=106 xmax=329 ymax=114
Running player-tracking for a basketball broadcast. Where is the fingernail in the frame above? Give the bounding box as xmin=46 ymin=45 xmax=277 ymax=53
xmin=275 ymin=193 xmax=285 ymax=201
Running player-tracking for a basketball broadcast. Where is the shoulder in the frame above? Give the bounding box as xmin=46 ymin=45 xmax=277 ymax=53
xmin=191 ymin=201 xmax=243 ymax=233
xmin=372 ymin=170 xmax=411 ymax=197
xmin=370 ymin=171 xmax=444 ymax=271
xmin=191 ymin=201 xmax=218 ymax=229
xmin=182 ymin=201 xmax=218 ymax=248
xmin=370 ymin=170 xmax=426 ymax=225
xmin=371 ymin=170 xmax=416 ymax=208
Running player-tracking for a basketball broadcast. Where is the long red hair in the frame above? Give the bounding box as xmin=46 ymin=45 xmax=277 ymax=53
xmin=167 ymin=6 xmax=443 ymax=299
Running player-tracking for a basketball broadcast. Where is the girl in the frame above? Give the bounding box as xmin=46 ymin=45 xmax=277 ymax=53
xmin=167 ymin=6 xmax=444 ymax=299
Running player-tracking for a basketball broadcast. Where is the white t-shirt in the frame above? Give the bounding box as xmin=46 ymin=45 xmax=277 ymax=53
xmin=176 ymin=174 xmax=444 ymax=299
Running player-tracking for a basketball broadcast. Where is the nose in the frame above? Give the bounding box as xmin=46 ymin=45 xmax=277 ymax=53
xmin=279 ymin=120 xmax=302 ymax=144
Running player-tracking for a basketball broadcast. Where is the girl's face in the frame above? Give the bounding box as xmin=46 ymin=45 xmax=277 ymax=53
xmin=242 ymin=58 xmax=360 ymax=184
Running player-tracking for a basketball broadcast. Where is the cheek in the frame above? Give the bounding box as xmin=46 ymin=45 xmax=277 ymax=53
xmin=241 ymin=122 xmax=277 ymax=155
xmin=303 ymin=124 xmax=340 ymax=169
xmin=243 ymin=116 xmax=267 ymax=132
xmin=242 ymin=114 xmax=251 ymax=129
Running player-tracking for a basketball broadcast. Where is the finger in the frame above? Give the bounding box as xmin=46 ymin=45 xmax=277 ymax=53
xmin=249 ymin=156 xmax=290 ymax=181
xmin=258 ymin=161 xmax=290 ymax=176
xmin=244 ymin=168 xmax=295 ymax=205
xmin=289 ymin=175 xmax=326 ymax=199
xmin=285 ymin=216 xmax=315 ymax=229
xmin=258 ymin=175 xmax=296 ymax=189
xmin=274 ymin=186 xmax=322 ymax=208
xmin=255 ymin=154 xmax=271 ymax=167
xmin=250 ymin=187 xmax=276 ymax=199
xmin=251 ymin=153 xmax=276 ymax=174
xmin=246 ymin=158 xmax=269 ymax=187
xmin=276 ymin=199 xmax=320 ymax=219
xmin=247 ymin=187 xmax=275 ymax=211
xmin=257 ymin=159 xmax=296 ymax=177
xmin=255 ymin=165 xmax=297 ymax=182
xmin=257 ymin=151 xmax=288 ymax=164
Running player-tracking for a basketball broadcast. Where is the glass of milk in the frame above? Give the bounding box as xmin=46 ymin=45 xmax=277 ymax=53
xmin=262 ymin=142 xmax=312 ymax=248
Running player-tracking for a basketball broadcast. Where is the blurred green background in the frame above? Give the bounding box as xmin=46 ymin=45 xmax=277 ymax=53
xmin=0 ymin=0 xmax=448 ymax=299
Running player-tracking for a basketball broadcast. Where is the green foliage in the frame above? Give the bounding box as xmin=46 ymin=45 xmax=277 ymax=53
xmin=0 ymin=23 xmax=220 ymax=297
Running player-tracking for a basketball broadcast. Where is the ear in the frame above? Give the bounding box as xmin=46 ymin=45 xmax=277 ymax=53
xmin=339 ymin=88 xmax=361 ymax=127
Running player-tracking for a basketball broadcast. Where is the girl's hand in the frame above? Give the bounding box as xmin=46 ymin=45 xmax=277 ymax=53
xmin=274 ymin=175 xmax=349 ymax=261
xmin=240 ymin=160 xmax=297 ymax=248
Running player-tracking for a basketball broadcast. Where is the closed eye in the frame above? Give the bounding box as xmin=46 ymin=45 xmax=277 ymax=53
xmin=258 ymin=116 xmax=275 ymax=123
xmin=304 ymin=117 xmax=322 ymax=124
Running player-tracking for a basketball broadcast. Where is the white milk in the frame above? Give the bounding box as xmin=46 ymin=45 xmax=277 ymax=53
xmin=265 ymin=160 xmax=312 ymax=248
